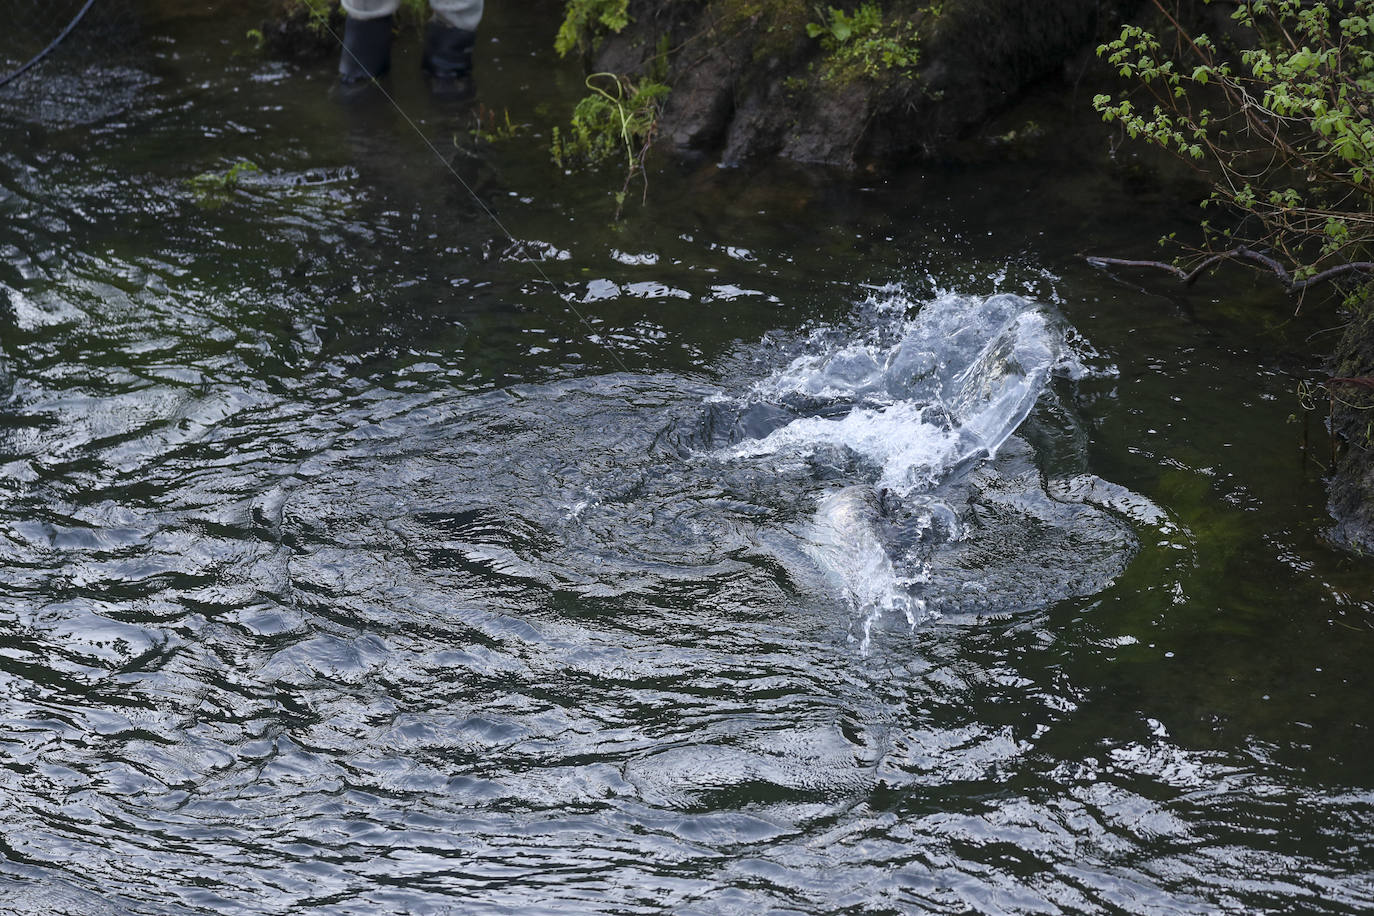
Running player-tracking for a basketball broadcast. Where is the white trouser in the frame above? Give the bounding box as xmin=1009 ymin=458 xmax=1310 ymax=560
xmin=341 ymin=0 xmax=484 ymax=31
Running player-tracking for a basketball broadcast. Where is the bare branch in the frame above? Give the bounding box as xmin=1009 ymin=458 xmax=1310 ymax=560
xmin=1086 ymin=247 xmax=1374 ymax=291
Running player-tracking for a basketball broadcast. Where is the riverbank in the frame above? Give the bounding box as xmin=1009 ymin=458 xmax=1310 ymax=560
xmin=584 ymin=0 xmax=1141 ymax=166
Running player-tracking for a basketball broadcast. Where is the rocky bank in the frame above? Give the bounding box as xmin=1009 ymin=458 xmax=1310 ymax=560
xmin=1329 ymin=305 xmax=1374 ymax=554
xmin=587 ymin=0 xmax=1141 ymax=167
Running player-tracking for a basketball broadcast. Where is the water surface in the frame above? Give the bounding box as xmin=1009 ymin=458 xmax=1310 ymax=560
xmin=0 ymin=3 xmax=1371 ymax=913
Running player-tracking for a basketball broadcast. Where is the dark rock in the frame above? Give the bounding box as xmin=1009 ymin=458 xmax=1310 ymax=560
xmin=590 ymin=0 xmax=1144 ymax=168
xmin=887 ymin=0 xmax=1136 ymax=158
xmin=660 ymin=35 xmax=751 ymax=152
xmin=1327 ymin=301 xmax=1374 ymax=555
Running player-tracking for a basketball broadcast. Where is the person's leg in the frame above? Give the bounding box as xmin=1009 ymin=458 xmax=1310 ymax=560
xmin=429 ymin=0 xmax=484 ymax=32
xmin=423 ymin=0 xmax=484 ymax=78
xmin=339 ymin=0 xmax=400 ymax=83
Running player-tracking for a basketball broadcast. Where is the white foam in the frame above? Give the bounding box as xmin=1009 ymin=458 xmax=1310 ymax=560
xmin=723 ymin=291 xmax=1124 ymax=643
xmin=733 ymin=293 xmax=1085 ymax=496
xmin=732 ymin=400 xmax=957 ymax=494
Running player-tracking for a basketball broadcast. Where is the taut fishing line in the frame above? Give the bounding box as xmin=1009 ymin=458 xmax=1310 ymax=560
xmin=0 ymin=0 xmax=99 ymax=89
xmin=320 ymin=18 xmax=632 ymax=374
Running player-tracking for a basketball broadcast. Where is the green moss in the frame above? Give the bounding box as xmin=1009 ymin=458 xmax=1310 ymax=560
xmin=713 ymin=0 xmax=813 ymax=60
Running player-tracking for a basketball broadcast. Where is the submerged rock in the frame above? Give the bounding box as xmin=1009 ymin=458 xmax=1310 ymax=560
xmin=588 ymin=0 xmax=1143 ymax=167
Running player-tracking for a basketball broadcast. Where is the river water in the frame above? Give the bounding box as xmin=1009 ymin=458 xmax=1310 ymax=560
xmin=0 ymin=3 xmax=1370 ymax=913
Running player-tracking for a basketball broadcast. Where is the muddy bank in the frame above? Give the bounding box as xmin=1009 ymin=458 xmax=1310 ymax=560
xmin=588 ymin=0 xmax=1142 ymax=167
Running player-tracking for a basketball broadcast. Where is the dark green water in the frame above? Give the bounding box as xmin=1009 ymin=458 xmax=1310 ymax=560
xmin=0 ymin=3 xmax=1370 ymax=913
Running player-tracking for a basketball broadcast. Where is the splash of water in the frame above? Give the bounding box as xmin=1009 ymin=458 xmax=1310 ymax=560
xmin=735 ymin=293 xmax=1087 ymax=493
xmin=723 ymin=291 xmax=1153 ymax=643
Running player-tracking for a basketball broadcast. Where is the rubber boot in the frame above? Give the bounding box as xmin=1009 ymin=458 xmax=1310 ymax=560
xmin=422 ymin=19 xmax=476 ymax=80
xmin=338 ymin=15 xmax=393 ymax=84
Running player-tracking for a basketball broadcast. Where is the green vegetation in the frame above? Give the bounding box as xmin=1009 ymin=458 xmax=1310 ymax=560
xmin=292 ymin=0 xmax=335 ymax=31
xmin=547 ymin=0 xmax=932 ymax=208
xmin=470 ymin=105 xmax=527 ymax=143
xmin=552 ymin=3 xmax=664 ymax=216
xmin=551 ymin=72 xmax=670 ymax=216
xmin=806 ymin=2 xmax=922 ymax=79
xmin=1093 ymin=0 xmax=1374 ymax=292
xmin=186 ymin=160 xmax=260 ymax=207
xmin=551 ymin=73 xmax=669 ymax=171
xmin=291 ymin=0 xmax=430 ymax=33
xmin=555 ymin=0 xmax=631 ymax=58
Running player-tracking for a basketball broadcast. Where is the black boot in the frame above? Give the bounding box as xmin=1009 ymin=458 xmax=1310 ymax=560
xmin=422 ymin=20 xmax=476 ymax=80
xmin=339 ymin=15 xmax=393 ymax=84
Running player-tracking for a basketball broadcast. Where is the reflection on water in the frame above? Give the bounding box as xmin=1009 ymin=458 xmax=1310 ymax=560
xmin=0 ymin=4 xmax=1371 ymax=914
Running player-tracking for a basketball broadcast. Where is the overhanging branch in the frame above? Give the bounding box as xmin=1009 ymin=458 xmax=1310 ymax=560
xmin=1085 ymin=246 xmax=1374 ymax=292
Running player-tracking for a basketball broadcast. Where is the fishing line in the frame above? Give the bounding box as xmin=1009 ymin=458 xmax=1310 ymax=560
xmin=320 ymin=17 xmax=631 ymax=373
xmin=0 ymin=0 xmax=99 ymax=89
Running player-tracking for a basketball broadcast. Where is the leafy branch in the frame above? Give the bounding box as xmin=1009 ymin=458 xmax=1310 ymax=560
xmin=806 ymin=2 xmax=922 ymax=80
xmin=1091 ymin=0 xmax=1374 ymax=297
xmin=555 ymin=0 xmax=630 ymax=58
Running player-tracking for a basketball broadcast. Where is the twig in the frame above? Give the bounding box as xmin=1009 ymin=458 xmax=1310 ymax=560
xmin=1085 ymin=247 xmax=1374 ymax=292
